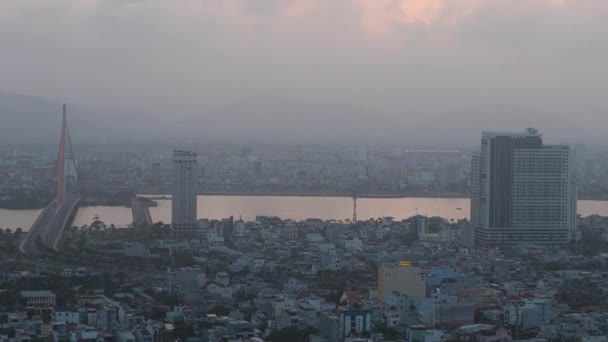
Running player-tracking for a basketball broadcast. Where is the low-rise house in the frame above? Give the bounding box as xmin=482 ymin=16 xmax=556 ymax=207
xmin=457 ymin=288 xmax=501 ymax=307
xmin=54 ymin=307 xmax=80 ymax=324
xmin=452 ymin=324 xmax=512 ymax=342
xmin=20 ymin=291 xmax=56 ymax=308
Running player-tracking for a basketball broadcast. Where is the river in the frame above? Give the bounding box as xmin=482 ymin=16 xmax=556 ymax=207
xmin=2 ymin=196 xmax=608 ymax=231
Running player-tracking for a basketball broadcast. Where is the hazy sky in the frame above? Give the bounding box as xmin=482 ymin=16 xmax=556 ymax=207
xmin=1 ymin=0 xmax=607 ymax=146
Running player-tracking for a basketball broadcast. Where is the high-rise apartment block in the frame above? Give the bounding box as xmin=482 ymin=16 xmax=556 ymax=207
xmin=471 ymin=128 xmax=576 ymax=245
xmin=151 ymin=162 xmax=162 ymax=185
xmin=172 ymin=150 xmax=198 ymax=239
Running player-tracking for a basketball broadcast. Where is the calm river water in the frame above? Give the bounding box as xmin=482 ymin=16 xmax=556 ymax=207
xmin=2 ymin=196 xmax=608 ymax=231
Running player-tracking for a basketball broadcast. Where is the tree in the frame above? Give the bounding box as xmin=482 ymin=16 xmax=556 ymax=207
xmin=0 ymin=288 xmax=19 ymax=311
xmin=77 ymin=236 xmax=87 ymax=252
xmin=267 ymin=327 xmax=317 ymax=342
xmin=557 ymin=279 xmax=603 ymax=309
xmin=544 ymin=262 xmax=562 ymax=271
xmin=172 ymin=321 xmax=195 ymax=340
xmin=115 ymin=272 xmax=127 ymax=284
xmin=173 ymin=252 xmax=195 ymax=268
xmin=208 ymin=305 xmax=231 ymax=316
xmin=373 ymin=323 xmax=400 ymax=340
xmin=78 ymin=286 xmax=89 ymax=296
xmin=151 ymin=222 xmax=164 ymax=229
xmin=103 ymin=272 xmax=117 ymax=295
xmin=577 ymin=231 xmax=608 ymax=256
xmin=154 ymin=291 xmax=179 ymax=307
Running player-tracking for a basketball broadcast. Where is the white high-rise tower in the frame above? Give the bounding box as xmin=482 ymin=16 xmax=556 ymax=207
xmin=171 ymin=150 xmax=198 ymax=239
xmin=471 ymin=129 xmax=577 ymax=245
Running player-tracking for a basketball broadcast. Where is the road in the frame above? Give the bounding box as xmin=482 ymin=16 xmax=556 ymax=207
xmin=19 ymin=196 xmax=80 ymax=256
xmin=131 ymin=197 xmax=152 ymax=227
xmin=41 ymin=196 xmax=79 ymax=250
xmin=19 ymin=200 xmax=57 ymax=256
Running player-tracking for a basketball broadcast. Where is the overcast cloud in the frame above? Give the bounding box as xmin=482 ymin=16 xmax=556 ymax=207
xmin=0 ymin=0 xmax=607 ymax=146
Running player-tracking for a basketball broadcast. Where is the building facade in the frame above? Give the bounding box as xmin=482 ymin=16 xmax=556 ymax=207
xmin=340 ymin=309 xmax=372 ymax=339
xmin=151 ymin=162 xmax=162 ymax=185
xmin=171 ymin=150 xmax=198 ymax=239
xmin=378 ymin=263 xmax=426 ymax=301
xmin=20 ymin=291 xmax=56 ymax=308
xmin=471 ymin=129 xmax=576 ymax=245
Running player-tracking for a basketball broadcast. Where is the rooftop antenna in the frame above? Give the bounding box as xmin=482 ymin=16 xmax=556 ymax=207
xmin=352 ymin=191 xmax=358 ymax=223
xmin=56 ymin=103 xmax=78 ymax=209
xmin=56 ymin=105 xmax=67 ymax=209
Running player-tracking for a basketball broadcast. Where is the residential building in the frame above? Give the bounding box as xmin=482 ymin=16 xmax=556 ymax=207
xmin=20 ymin=291 xmax=56 ymax=308
xmin=378 ymin=263 xmax=426 ymax=301
xmin=340 ymin=309 xmax=372 ymax=339
xmin=281 ymin=225 xmax=299 ymax=240
xmin=319 ymin=312 xmax=340 ymax=342
xmin=151 ymin=162 xmax=162 ymax=185
xmin=471 ymin=128 xmax=577 ymax=245
xmin=234 ymin=220 xmax=246 ymax=237
xmin=171 ymin=150 xmax=198 ymax=239
xmin=167 ymin=267 xmax=206 ymax=295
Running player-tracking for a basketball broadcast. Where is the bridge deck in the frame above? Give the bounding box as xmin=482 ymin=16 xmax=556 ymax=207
xmin=131 ymin=197 xmax=153 ymax=227
xmin=20 ymin=196 xmax=80 ymax=255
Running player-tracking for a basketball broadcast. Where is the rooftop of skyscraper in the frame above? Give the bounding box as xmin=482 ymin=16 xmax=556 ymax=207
xmin=481 ymin=128 xmax=541 ymax=138
xmin=173 ymin=150 xmax=197 ymax=157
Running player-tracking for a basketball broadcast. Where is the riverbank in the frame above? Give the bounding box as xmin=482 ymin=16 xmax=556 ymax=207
xmin=139 ymin=190 xmax=470 ymax=199
xmin=142 ymin=190 xmax=608 ymax=201
xmin=203 ymin=192 xmax=468 ymax=199
xmin=0 ymin=199 xmax=51 ymax=210
xmin=5 ymin=190 xmax=608 ymax=210
xmin=5 ymin=197 xmax=608 ymax=231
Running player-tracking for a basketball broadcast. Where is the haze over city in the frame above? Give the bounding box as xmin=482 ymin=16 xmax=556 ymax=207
xmin=5 ymin=1 xmax=608 ymax=341
xmin=1 ymin=0 xmax=607 ymax=146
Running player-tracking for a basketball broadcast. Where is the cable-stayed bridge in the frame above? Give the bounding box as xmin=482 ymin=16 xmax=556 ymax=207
xmin=20 ymin=105 xmax=80 ymax=256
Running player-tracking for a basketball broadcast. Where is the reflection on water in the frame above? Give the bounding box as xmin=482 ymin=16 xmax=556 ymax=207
xmin=148 ymin=196 xmax=608 ymax=223
xmin=72 ymin=206 xmax=133 ymax=228
xmin=148 ymin=196 xmax=472 ymax=223
xmin=3 ymin=196 xmax=608 ymax=231
xmin=0 ymin=208 xmax=42 ymax=231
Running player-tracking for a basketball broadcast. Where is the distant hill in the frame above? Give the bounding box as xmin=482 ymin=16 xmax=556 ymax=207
xmin=0 ymin=91 xmax=386 ymax=145
xmin=0 ymin=92 xmax=63 ymax=143
xmin=3 ymin=90 xmax=557 ymax=148
xmin=0 ymin=91 xmax=154 ymax=144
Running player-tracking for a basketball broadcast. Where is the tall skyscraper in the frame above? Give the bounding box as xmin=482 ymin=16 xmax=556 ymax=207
xmin=172 ymin=150 xmax=198 ymax=239
xmin=151 ymin=162 xmax=162 ymax=185
xmin=471 ymin=128 xmax=576 ymax=245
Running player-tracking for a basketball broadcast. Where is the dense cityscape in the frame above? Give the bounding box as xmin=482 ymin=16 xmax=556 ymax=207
xmin=1 ymin=116 xmax=608 ymax=342
xmin=2 ymin=1 xmax=608 ymax=341
xmin=5 ymin=141 xmax=608 ymax=210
